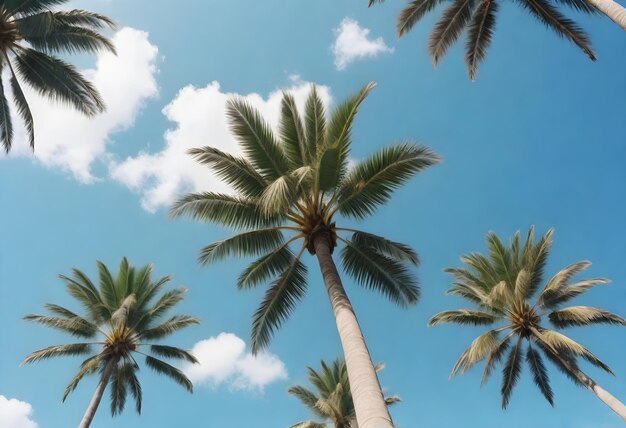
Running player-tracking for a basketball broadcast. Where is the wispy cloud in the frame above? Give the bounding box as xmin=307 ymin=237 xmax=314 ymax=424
xmin=0 ymin=396 xmax=37 ymax=428
xmin=110 ymin=76 xmax=331 ymax=212
xmin=331 ymin=17 xmax=393 ymax=70
xmin=181 ymin=332 xmax=288 ymax=391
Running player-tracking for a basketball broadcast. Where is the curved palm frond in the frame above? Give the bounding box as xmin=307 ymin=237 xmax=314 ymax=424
xmin=429 ymin=309 xmax=497 ymax=326
xmin=429 ymin=0 xmax=477 ymax=66
xmin=348 ymin=230 xmax=419 ymax=265
xmin=397 ymin=0 xmax=447 ymax=36
xmin=501 ymin=336 xmax=523 ymax=408
xmin=145 ymin=356 xmax=193 ymax=392
xmin=526 ymin=343 xmax=554 ymax=405
xmin=549 ymin=306 xmax=626 ymax=328
xmin=198 ymin=228 xmax=285 ymax=265
xmin=450 ymin=329 xmax=500 ymax=377
xmin=465 ymin=0 xmax=498 ymax=80
xmin=280 ymin=92 xmax=307 ymax=167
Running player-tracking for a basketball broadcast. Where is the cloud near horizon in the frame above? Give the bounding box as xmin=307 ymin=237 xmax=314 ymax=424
xmin=0 ymin=396 xmax=37 ymax=428
xmin=332 ymin=17 xmax=393 ymax=70
xmin=110 ymin=77 xmax=332 ymax=212
xmin=181 ymin=332 xmax=288 ymax=391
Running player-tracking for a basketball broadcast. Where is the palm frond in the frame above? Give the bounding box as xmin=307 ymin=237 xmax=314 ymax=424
xmin=429 ymin=309 xmax=497 ymax=326
xmin=169 ymin=192 xmax=278 ymax=229
xmin=349 ymin=231 xmax=419 ymax=265
xmin=539 ymin=277 xmax=609 ymax=309
xmin=523 ymin=227 xmax=553 ymax=296
xmin=429 ymin=0 xmax=477 ymax=66
xmin=149 ymin=345 xmax=197 ymax=364
xmin=287 ymin=385 xmax=325 ymax=417
xmin=340 ymin=237 xmax=419 ymax=307
xmin=198 ymin=228 xmax=285 ymax=265
xmin=536 ymin=329 xmax=613 ymax=374
xmin=465 ymin=0 xmax=498 ymax=80
xmin=288 ymin=422 xmax=327 ymax=428
xmin=23 ymin=314 xmax=97 ymax=337
xmin=445 ymin=282 xmax=492 ymax=308
xmin=534 ymin=340 xmax=586 ymax=387
xmin=62 ymin=354 xmax=101 ymax=401
xmin=186 ymin=146 xmax=267 ymax=197
xmin=110 ymin=364 xmax=128 ymax=416
xmin=549 ymin=306 xmax=626 ymax=328
xmin=280 ymin=92 xmax=307 ymax=166
xmin=145 ymin=356 xmax=193 ymax=392
xmin=226 ymin=98 xmax=288 ymax=180
xmin=139 ymin=315 xmax=200 ymax=340
xmin=238 ymin=243 xmax=296 ymax=289
xmin=514 ymin=269 xmax=532 ymax=302
xmin=125 ymin=368 xmax=142 ymax=414
xmin=7 ymin=0 xmax=69 ymax=15
xmin=304 ymin=85 xmax=326 ymax=161
xmin=518 ymin=0 xmax=595 ymax=60
xmin=397 ymin=0 xmax=447 ymax=36
xmin=486 ymin=231 xmax=516 ymax=291
xmin=526 ymin=343 xmax=554 ymax=405
xmin=337 ymin=143 xmax=440 ymax=219
xmin=258 ymin=175 xmax=298 ymax=216
xmin=482 ymin=333 xmax=512 ymax=385
xmin=251 ymin=248 xmax=307 ymax=353
xmin=501 ymin=336 xmax=523 ymax=409
xmin=0 ymin=79 xmax=14 ymax=152
xmin=23 ymin=343 xmax=92 ymax=364
xmin=450 ymin=329 xmax=500 ymax=377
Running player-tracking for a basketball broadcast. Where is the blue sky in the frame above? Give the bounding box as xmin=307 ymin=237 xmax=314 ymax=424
xmin=1 ymin=0 xmax=625 ymax=427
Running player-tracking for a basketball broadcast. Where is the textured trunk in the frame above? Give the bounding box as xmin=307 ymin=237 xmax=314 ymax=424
xmin=314 ymin=236 xmax=394 ymax=428
xmin=531 ymin=328 xmax=626 ymax=421
xmin=586 ymin=0 xmax=626 ymax=30
xmin=78 ymin=361 xmax=114 ymax=428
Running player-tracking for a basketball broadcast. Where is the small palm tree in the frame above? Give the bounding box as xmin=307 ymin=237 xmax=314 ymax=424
xmin=288 ymin=359 xmax=400 ymax=428
xmin=170 ymin=82 xmax=440 ymax=428
xmin=368 ymin=0 xmax=622 ymax=79
xmin=0 ymin=0 xmax=115 ymax=152
xmin=430 ymin=227 xmax=626 ymax=420
xmin=23 ymin=258 xmax=199 ymax=428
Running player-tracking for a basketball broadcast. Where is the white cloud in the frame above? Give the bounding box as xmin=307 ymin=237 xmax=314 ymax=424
xmin=0 ymin=396 xmax=37 ymax=428
xmin=4 ymin=27 xmax=159 ymax=182
xmin=181 ymin=332 xmax=288 ymax=392
xmin=331 ymin=17 xmax=394 ymax=70
xmin=110 ymin=77 xmax=331 ymax=212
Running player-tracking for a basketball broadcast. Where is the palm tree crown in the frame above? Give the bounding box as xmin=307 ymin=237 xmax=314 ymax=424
xmin=0 ymin=0 xmax=115 ymax=152
xmin=23 ymin=257 xmax=199 ymax=422
xmin=430 ymin=227 xmax=626 ymax=410
xmin=288 ymin=359 xmax=400 ymax=428
xmin=370 ymin=0 xmax=597 ymax=80
xmin=170 ymin=81 xmax=440 ymax=353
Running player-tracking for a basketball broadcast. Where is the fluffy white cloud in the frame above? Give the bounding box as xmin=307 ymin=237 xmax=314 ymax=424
xmin=332 ymin=17 xmax=394 ymax=70
xmin=5 ymin=27 xmax=159 ymax=182
xmin=0 ymin=396 xmax=37 ymax=428
xmin=110 ymin=77 xmax=331 ymax=212
xmin=181 ymin=332 xmax=288 ymax=391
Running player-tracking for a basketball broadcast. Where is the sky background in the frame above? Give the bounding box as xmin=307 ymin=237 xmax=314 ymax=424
xmin=1 ymin=0 xmax=625 ymax=427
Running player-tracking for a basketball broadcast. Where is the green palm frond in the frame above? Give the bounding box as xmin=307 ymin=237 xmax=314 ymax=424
xmin=8 ymin=66 xmax=35 ymax=149
xmin=349 ymin=231 xmax=419 ymax=265
xmin=238 ymin=243 xmax=297 ymax=289
xmin=23 ymin=343 xmax=92 ymax=364
xmin=280 ymin=92 xmax=307 ymax=167
xmin=526 ymin=344 xmax=554 ymax=405
xmin=23 ymin=314 xmax=98 ymax=337
xmin=251 ymin=248 xmax=308 ymax=353
xmin=429 ymin=309 xmax=497 ymax=326
xmin=304 ymin=85 xmax=326 ymax=162
xmin=149 ymin=345 xmax=197 ymax=364
xmin=199 ymin=228 xmax=285 ymax=265
xmin=7 ymin=0 xmax=69 ymax=15
xmin=340 ymin=237 xmax=419 ymax=306
xmin=125 ymin=368 xmax=142 ymax=414
xmin=14 ymin=47 xmax=105 ymax=115
xmin=397 ymin=0 xmax=447 ymax=36
xmin=226 ymin=98 xmax=289 ymax=180
xmin=445 ymin=282 xmax=491 ymax=307
xmin=549 ymin=306 xmax=626 ymax=328
xmin=450 ymin=329 xmax=500 ymax=377
xmin=539 ymin=278 xmax=610 ymax=309
xmin=429 ymin=0 xmax=477 ymax=66
xmin=481 ymin=333 xmax=512 ymax=385
xmin=47 ymin=9 xmax=116 ymax=28
xmin=501 ymin=337 xmax=523 ymax=408
xmin=145 ymin=356 xmax=193 ymax=392
xmin=186 ymin=146 xmax=268 ymax=197
xmin=0 ymin=79 xmax=14 ymax=152
xmin=110 ymin=364 xmax=128 ymax=416
xmin=552 ymin=0 xmax=599 ymax=13
xmin=139 ymin=315 xmax=200 ymax=340
xmin=287 ymin=385 xmax=323 ymax=414
xmin=62 ymin=354 xmax=101 ymax=401
xmin=337 ymin=143 xmax=441 ymax=219
xmin=259 ymin=175 xmax=298 ymax=215
xmin=535 ymin=329 xmax=613 ymax=374
xmin=465 ymin=0 xmax=498 ymax=80
xmin=518 ymin=0 xmax=596 ymax=60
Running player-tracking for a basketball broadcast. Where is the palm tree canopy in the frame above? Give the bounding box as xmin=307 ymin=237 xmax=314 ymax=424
xmin=0 ymin=0 xmax=115 ymax=152
xmin=370 ymin=0 xmax=597 ymax=80
xmin=430 ymin=227 xmax=626 ymax=408
xmin=170 ymin=82 xmax=441 ymax=353
xmin=288 ymin=359 xmax=400 ymax=428
xmin=23 ymin=257 xmax=199 ymax=416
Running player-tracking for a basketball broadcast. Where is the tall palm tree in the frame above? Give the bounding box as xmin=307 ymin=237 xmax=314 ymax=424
xmin=0 ymin=0 xmax=115 ymax=152
xmin=23 ymin=258 xmax=199 ymax=428
xmin=430 ymin=227 xmax=626 ymax=420
xmin=170 ymin=82 xmax=440 ymax=428
xmin=288 ymin=359 xmax=400 ymax=428
xmin=368 ymin=0 xmax=626 ymax=79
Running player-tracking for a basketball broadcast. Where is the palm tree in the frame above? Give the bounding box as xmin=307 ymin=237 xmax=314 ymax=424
xmin=23 ymin=258 xmax=199 ymax=428
xmin=0 ymin=0 xmax=115 ymax=152
xmin=429 ymin=227 xmax=626 ymax=420
xmin=288 ymin=359 xmax=400 ymax=428
xmin=368 ymin=0 xmax=626 ymax=79
xmin=170 ymin=81 xmax=440 ymax=428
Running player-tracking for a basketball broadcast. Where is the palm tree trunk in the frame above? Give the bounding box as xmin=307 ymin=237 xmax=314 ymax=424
xmin=313 ymin=235 xmax=394 ymax=428
xmin=531 ymin=327 xmax=626 ymax=421
xmin=586 ymin=0 xmax=626 ymax=30
xmin=78 ymin=360 xmax=114 ymax=428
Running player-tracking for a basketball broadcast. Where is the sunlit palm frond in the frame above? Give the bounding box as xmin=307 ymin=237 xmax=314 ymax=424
xmin=549 ymin=306 xmax=626 ymax=328
xmin=450 ymin=329 xmax=500 ymax=377
xmin=139 ymin=315 xmax=200 ymax=341
xmin=238 ymin=243 xmax=296 ymax=289
xmin=429 ymin=309 xmax=497 ymax=326
xmin=280 ymin=92 xmax=307 ymax=167
xmin=349 ymin=231 xmax=419 ymax=265
xmin=304 ymin=85 xmax=326 ymax=162
xmin=23 ymin=343 xmax=92 ymax=364
xmin=198 ymin=228 xmax=285 ymax=265
xmin=535 ymin=329 xmax=613 ymax=374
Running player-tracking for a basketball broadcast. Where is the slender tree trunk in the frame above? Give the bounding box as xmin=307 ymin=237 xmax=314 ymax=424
xmin=586 ymin=0 xmax=626 ymax=30
xmin=531 ymin=328 xmax=626 ymax=421
xmin=313 ymin=236 xmax=394 ymax=428
xmin=78 ymin=361 xmax=114 ymax=428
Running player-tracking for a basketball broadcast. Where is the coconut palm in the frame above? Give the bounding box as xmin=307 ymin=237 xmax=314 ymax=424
xmin=170 ymin=81 xmax=440 ymax=428
xmin=23 ymin=258 xmax=199 ymax=428
xmin=0 ymin=0 xmax=115 ymax=152
xmin=288 ymin=359 xmax=400 ymax=428
xmin=430 ymin=227 xmax=626 ymax=420
xmin=367 ymin=0 xmax=626 ymax=79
